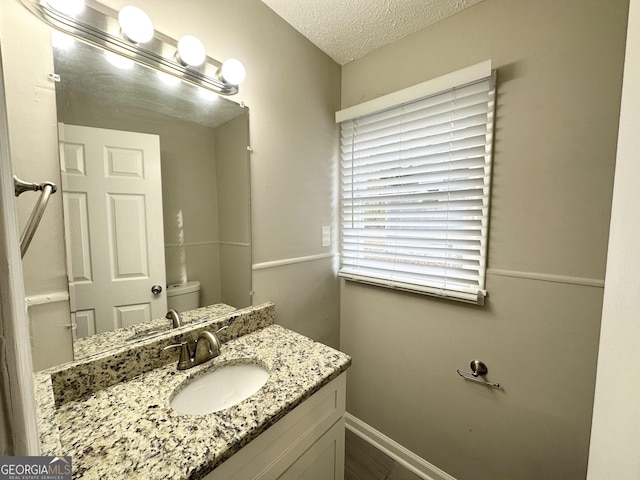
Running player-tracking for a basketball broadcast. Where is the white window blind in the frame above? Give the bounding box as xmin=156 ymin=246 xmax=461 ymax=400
xmin=339 ymin=73 xmax=496 ymax=304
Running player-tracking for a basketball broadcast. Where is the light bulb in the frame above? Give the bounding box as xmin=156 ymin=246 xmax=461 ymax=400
xmin=177 ymin=35 xmax=206 ymax=67
xmin=219 ymin=58 xmax=246 ymax=86
xmin=105 ymin=51 xmax=134 ymax=70
xmin=43 ymin=0 xmax=85 ymax=16
xmin=118 ymin=6 xmax=154 ymax=44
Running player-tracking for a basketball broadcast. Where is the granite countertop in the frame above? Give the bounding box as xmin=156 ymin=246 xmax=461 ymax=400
xmin=39 ymin=323 xmax=351 ymax=479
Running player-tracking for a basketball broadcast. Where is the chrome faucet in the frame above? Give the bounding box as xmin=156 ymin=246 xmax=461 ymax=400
xmin=164 ymin=326 xmax=228 ymax=370
xmin=193 ymin=331 xmax=221 ymax=365
xmin=166 ymin=309 xmax=182 ymax=328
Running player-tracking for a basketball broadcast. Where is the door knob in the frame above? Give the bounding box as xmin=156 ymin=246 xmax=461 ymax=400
xmin=151 ymin=284 xmax=163 ymax=295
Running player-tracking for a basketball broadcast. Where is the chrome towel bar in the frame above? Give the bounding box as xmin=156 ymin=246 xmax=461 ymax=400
xmin=14 ymin=175 xmax=57 ymax=258
xmin=457 ymin=360 xmax=502 ymax=389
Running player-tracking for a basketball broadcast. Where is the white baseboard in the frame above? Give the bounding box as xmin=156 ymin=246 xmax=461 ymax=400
xmin=345 ymin=413 xmax=457 ymax=480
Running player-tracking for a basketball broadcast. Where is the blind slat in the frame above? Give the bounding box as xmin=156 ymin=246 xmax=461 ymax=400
xmin=342 ymin=107 xmax=491 ymax=147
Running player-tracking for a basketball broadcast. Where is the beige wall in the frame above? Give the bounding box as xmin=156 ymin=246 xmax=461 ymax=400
xmin=215 ymin=114 xmax=252 ymax=308
xmin=160 ymin=120 xmax=221 ymax=307
xmin=340 ymin=1 xmax=627 ymax=479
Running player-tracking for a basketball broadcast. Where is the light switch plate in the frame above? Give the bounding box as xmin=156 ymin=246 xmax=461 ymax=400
xmin=322 ymin=226 xmax=331 ymax=247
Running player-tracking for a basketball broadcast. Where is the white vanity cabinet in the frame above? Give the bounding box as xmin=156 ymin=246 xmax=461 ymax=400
xmin=205 ymin=373 xmax=346 ymax=480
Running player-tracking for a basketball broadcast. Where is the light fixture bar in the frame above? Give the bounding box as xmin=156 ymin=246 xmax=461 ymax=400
xmin=19 ymin=0 xmax=240 ymax=95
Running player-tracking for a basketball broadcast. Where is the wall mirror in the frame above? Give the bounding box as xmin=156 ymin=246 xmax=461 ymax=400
xmin=52 ymin=36 xmax=252 ymax=360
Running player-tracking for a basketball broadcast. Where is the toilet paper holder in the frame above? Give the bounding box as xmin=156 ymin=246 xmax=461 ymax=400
xmin=456 ymin=360 xmax=502 ymax=389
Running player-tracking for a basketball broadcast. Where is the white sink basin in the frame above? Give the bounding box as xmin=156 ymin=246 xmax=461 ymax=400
xmin=170 ymin=363 xmax=269 ymax=415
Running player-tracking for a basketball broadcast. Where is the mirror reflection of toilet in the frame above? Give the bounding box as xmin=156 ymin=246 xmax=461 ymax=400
xmin=166 ymin=281 xmax=201 ymax=312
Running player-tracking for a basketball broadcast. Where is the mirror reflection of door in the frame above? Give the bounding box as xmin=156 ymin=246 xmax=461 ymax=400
xmin=59 ymin=123 xmax=167 ymax=337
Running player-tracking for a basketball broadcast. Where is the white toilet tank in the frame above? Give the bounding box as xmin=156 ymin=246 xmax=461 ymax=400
xmin=166 ymin=281 xmax=201 ymax=312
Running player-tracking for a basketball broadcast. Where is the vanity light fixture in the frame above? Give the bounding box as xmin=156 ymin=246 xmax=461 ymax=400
xmin=176 ymin=35 xmax=207 ymax=67
xmin=42 ymin=0 xmax=85 ymax=16
xmin=218 ymin=58 xmax=246 ymax=86
xmin=117 ymin=5 xmax=154 ymax=44
xmin=23 ymin=0 xmax=245 ymax=96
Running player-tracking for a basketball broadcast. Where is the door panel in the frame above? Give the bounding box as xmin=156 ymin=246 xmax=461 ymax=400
xmin=73 ymin=310 xmax=96 ymax=339
xmin=114 ymin=303 xmax=151 ymax=329
xmin=105 ymin=146 xmax=145 ymax=178
xmin=107 ymin=193 xmax=149 ymax=278
xmin=63 ymin=192 xmax=92 ymax=283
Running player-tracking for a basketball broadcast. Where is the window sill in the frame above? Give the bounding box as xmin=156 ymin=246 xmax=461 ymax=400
xmin=338 ymin=272 xmax=486 ymax=306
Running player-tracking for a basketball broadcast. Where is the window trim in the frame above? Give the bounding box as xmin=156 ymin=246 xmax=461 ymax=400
xmin=336 ymin=61 xmax=495 ymax=306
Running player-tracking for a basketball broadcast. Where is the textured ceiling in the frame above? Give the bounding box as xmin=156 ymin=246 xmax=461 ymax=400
xmin=259 ymin=0 xmax=484 ymax=65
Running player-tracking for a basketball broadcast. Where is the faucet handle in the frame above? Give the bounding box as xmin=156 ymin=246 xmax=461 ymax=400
xmin=164 ymin=342 xmax=192 ymax=370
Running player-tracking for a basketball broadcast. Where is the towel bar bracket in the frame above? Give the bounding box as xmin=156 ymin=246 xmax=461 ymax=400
xmin=14 ymin=176 xmax=57 ymax=197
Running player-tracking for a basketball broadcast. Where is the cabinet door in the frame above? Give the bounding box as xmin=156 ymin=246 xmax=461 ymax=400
xmin=276 ymin=418 xmax=345 ymax=480
xmin=204 ymin=374 xmax=346 ymax=480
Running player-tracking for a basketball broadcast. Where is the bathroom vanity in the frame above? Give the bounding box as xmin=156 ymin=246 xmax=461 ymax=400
xmin=35 ymin=303 xmax=351 ymax=479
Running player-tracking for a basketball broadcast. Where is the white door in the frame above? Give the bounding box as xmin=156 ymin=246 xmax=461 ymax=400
xmin=59 ymin=124 xmax=167 ymax=335
xmin=586 ymin=0 xmax=640 ymax=478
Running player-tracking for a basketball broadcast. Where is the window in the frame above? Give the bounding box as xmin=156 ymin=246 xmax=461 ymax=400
xmin=337 ymin=62 xmax=496 ymax=304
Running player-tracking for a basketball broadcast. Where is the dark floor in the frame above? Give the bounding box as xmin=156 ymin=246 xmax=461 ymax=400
xmin=345 ymin=429 xmax=423 ymax=480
